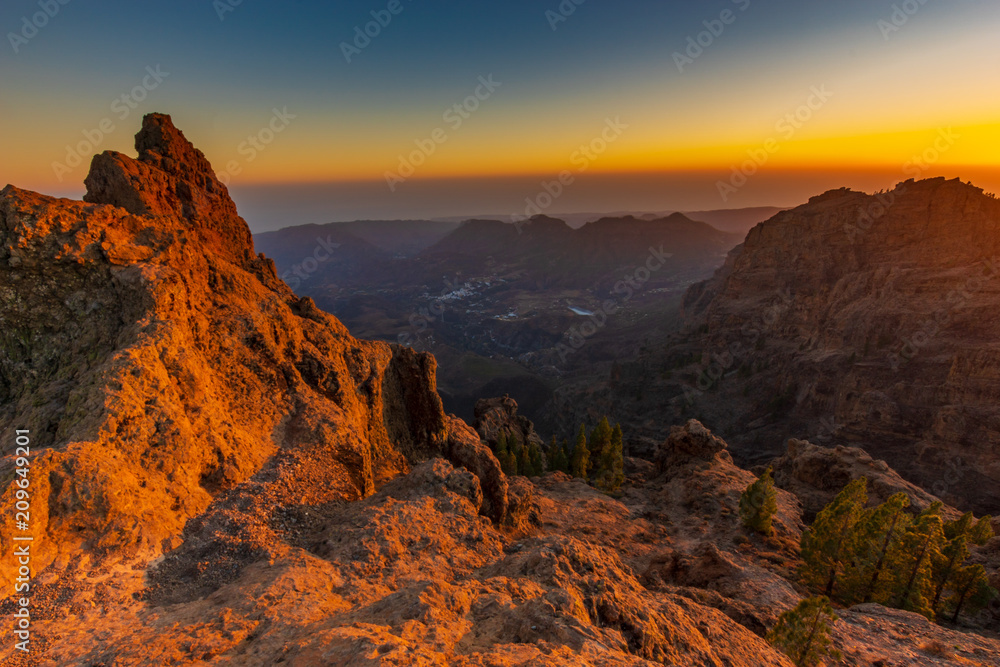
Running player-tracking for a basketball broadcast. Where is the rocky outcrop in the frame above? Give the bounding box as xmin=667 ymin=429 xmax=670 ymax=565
xmin=473 ymin=394 xmax=545 ymax=450
xmin=0 ymin=114 xmax=464 ymax=596
xmin=834 ymin=604 xmax=1000 ymax=666
xmin=83 ymin=113 xmax=253 ymax=264
xmin=444 ymin=415 xmax=510 ymax=525
xmin=655 ymin=418 xmax=731 ymax=472
xmin=769 ymin=438 xmax=957 ymax=520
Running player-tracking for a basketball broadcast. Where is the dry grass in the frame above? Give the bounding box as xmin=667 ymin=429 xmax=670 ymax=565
xmin=919 ymin=640 xmax=953 ymax=659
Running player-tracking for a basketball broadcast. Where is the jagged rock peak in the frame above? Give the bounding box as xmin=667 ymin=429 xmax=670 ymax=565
xmin=134 ymin=113 xmax=219 ymax=183
xmin=83 ymin=113 xmax=253 ymax=260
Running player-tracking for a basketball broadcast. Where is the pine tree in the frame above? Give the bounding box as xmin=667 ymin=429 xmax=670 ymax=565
xmin=931 ymin=532 xmax=971 ymax=615
xmin=495 ymin=434 xmax=511 ymax=475
xmin=560 ymin=438 xmax=572 ymax=473
xmin=496 ymin=432 xmax=520 ymax=476
xmin=588 ymin=417 xmax=613 ymax=464
xmin=966 ymin=514 xmax=994 ymax=546
xmin=931 ymin=512 xmax=994 ymax=614
xmin=739 ymin=467 xmax=778 ymax=536
xmin=526 ymin=441 xmax=545 ymax=477
xmin=516 ymin=439 xmax=530 ymax=477
xmin=494 ymin=433 xmax=507 ymax=458
xmin=609 ymin=423 xmax=624 ymax=489
xmin=884 ymin=503 xmax=945 ymax=619
xmin=800 ymin=478 xmax=868 ymax=599
xmin=498 ymin=449 xmax=517 ymax=476
xmin=947 ymin=564 xmax=995 ymax=623
xmin=839 ymin=492 xmax=911 ymax=605
xmin=570 ymin=424 xmax=589 ymax=479
xmin=594 ymin=422 xmax=625 ymax=494
xmin=548 ymin=436 xmax=568 ymax=474
xmin=767 ymin=597 xmax=841 ymax=667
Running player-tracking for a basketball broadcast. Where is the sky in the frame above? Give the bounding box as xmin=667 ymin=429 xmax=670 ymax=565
xmin=1 ymin=0 xmax=998 ymax=231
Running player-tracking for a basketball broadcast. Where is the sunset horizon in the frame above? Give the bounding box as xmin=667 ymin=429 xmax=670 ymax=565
xmin=3 ymin=1 xmax=998 ymax=230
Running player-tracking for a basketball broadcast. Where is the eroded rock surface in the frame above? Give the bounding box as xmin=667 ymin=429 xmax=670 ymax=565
xmin=770 ymin=438 xmax=958 ymax=520
xmin=568 ymin=178 xmax=1000 ymax=516
xmin=684 ymin=179 xmax=1000 ymax=514
xmin=0 ymin=114 xmax=453 ymax=593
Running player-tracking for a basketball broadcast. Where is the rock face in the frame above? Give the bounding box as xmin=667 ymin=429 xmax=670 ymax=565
xmin=0 ymin=113 xmax=459 ymax=594
xmin=639 ymin=178 xmax=1000 ymax=515
xmin=655 ymin=419 xmax=731 ymax=471
xmin=770 ymin=438 xmax=957 ymax=521
xmin=565 ymin=178 xmax=1000 ymax=515
xmin=473 ymin=395 xmax=545 ymax=451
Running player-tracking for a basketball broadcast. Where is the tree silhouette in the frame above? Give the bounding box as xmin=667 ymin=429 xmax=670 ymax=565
xmin=570 ymin=424 xmax=589 ymax=479
xmin=548 ymin=435 xmax=568 ymax=474
xmin=588 ymin=417 xmax=613 ymax=463
xmin=739 ymin=467 xmax=778 ymax=536
xmin=767 ymin=597 xmax=841 ymax=667
xmin=800 ymin=478 xmax=867 ymax=599
xmin=948 ymin=564 xmax=995 ymax=623
xmin=594 ymin=421 xmax=625 ymax=493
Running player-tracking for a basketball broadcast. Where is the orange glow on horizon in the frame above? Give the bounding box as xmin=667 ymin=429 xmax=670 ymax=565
xmin=7 ymin=120 xmax=997 ymax=197
xmin=207 ymin=123 xmax=1000 ymax=185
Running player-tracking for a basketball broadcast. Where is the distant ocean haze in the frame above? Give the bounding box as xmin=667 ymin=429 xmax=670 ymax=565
xmin=229 ymin=166 xmax=996 ymax=233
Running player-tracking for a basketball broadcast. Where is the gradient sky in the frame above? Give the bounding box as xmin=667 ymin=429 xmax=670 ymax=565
xmin=1 ymin=0 xmax=998 ymax=231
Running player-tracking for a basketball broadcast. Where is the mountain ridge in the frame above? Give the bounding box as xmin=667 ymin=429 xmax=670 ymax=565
xmin=551 ymin=176 xmax=1000 ymax=515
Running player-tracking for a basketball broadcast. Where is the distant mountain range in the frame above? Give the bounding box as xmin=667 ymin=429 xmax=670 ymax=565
xmin=430 ymin=206 xmax=784 ymax=235
xmin=254 ymin=206 xmax=780 ymax=263
xmin=255 ymin=213 xmax=745 ymax=421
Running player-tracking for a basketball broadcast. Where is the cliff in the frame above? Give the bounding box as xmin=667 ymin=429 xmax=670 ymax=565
xmin=0 ymin=114 xmax=484 ymax=593
xmin=686 ymin=178 xmax=1000 ymax=513
xmin=571 ymin=178 xmax=1000 ymax=514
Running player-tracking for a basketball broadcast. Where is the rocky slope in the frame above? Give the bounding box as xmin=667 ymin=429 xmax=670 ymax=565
xmin=7 ymin=412 xmax=999 ymax=665
xmin=0 ymin=113 xmax=505 ymax=603
xmin=551 ymin=178 xmax=1000 ymax=515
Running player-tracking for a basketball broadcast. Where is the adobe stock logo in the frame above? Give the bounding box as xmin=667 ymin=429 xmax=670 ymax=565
xmin=716 ymin=84 xmax=833 ymax=202
xmin=384 ymin=76 xmax=502 ymax=192
xmin=545 ymin=0 xmax=587 ymax=31
xmin=877 ymin=0 xmax=931 ymax=40
xmin=216 ymin=108 xmax=297 ymax=186
xmin=511 ymin=117 xmax=628 ymax=230
xmin=213 ymin=0 xmax=244 ymax=21
xmin=51 ymin=66 xmax=171 ymax=182
xmin=281 ymin=235 xmax=342 ymax=291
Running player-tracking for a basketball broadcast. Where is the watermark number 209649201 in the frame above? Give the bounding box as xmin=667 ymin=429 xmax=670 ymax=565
xmin=10 ymin=429 xmax=32 ymax=653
